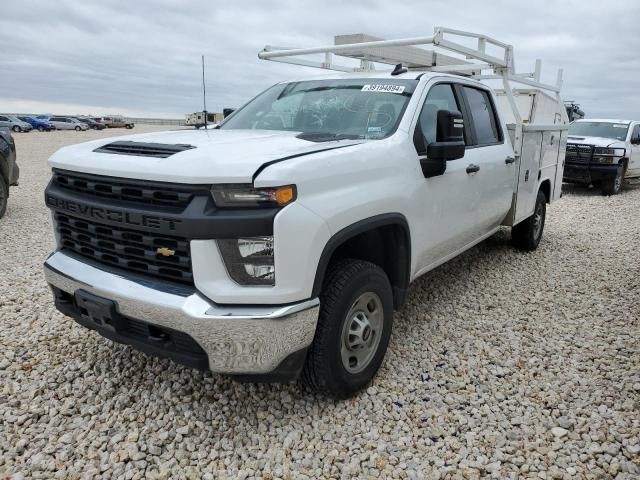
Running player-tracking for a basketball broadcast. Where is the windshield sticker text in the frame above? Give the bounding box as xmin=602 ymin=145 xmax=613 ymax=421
xmin=361 ymin=84 xmax=406 ymax=94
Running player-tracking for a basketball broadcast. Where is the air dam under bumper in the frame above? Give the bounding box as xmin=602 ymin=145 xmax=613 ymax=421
xmin=44 ymin=251 xmax=319 ymax=375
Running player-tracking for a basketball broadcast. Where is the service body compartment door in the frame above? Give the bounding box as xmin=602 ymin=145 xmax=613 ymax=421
xmin=540 ymin=131 xmax=561 ymax=198
xmin=553 ymin=129 xmax=568 ymax=201
xmin=514 ymin=131 xmax=543 ymax=223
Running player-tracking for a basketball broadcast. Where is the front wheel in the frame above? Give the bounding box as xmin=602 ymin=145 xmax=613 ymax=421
xmin=301 ymin=259 xmax=393 ymax=398
xmin=601 ymin=163 xmax=624 ymax=195
xmin=75 ymin=126 xmax=81 ymax=131
xmin=37 ymin=126 xmax=45 ymax=132
xmin=512 ymin=189 xmax=546 ymax=251
xmin=11 ymin=125 xmax=21 ymax=133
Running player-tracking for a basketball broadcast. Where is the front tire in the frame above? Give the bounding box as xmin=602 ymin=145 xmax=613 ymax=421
xmin=37 ymin=126 xmax=45 ymax=132
xmin=301 ymin=259 xmax=393 ymax=398
xmin=11 ymin=125 xmax=21 ymax=133
xmin=601 ymin=163 xmax=624 ymax=195
xmin=512 ymin=189 xmax=546 ymax=251
xmin=75 ymin=126 xmax=81 ymax=131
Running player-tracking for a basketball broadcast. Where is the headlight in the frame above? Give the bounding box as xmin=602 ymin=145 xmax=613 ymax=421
xmin=217 ymin=237 xmax=275 ymax=285
xmin=211 ymin=184 xmax=296 ymax=208
xmin=592 ymin=156 xmax=615 ymax=164
xmin=593 ymin=147 xmax=625 ymax=157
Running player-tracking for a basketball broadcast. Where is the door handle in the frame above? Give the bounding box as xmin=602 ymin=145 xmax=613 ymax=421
xmin=466 ymin=164 xmax=480 ymax=174
xmin=505 ymin=156 xmax=516 ymax=164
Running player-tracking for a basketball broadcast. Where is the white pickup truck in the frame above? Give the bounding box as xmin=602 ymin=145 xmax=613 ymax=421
xmin=43 ymin=28 xmax=568 ymax=397
xmin=563 ymin=119 xmax=640 ymax=195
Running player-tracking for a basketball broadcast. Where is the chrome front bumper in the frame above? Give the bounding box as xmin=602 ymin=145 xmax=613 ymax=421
xmin=44 ymin=252 xmax=319 ymax=374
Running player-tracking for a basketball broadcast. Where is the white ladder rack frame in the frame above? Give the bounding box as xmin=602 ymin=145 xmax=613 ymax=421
xmin=258 ymin=27 xmax=567 ymax=155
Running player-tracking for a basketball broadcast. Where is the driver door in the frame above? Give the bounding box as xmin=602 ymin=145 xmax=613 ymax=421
xmin=412 ymin=82 xmax=479 ymax=272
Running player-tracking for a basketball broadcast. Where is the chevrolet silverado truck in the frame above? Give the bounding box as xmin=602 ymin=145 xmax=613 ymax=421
xmin=563 ymin=119 xmax=640 ymax=195
xmin=43 ymin=29 xmax=568 ymax=397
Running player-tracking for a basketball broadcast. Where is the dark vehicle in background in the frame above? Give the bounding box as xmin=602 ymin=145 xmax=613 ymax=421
xmin=0 ymin=127 xmax=19 ymax=218
xmin=18 ymin=116 xmax=55 ymax=132
xmin=0 ymin=115 xmax=33 ymax=133
xmin=74 ymin=117 xmax=106 ymax=130
xmin=564 ymin=101 xmax=585 ymax=123
xmin=103 ymin=116 xmax=134 ymax=129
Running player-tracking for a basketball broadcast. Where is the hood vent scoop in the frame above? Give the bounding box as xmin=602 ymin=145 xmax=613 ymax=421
xmin=94 ymin=141 xmax=196 ymax=158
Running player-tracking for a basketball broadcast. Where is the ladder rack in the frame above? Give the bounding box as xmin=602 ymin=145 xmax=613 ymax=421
xmin=259 ymin=26 xmax=563 ymax=94
xmin=258 ymin=26 xmax=566 ymax=152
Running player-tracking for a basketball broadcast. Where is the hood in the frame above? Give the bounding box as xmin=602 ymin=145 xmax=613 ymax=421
xmin=566 ymin=136 xmax=625 ymax=148
xmin=48 ymin=129 xmax=364 ymax=184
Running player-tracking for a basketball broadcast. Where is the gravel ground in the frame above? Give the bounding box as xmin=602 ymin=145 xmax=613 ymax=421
xmin=1 ymin=127 xmax=639 ymax=480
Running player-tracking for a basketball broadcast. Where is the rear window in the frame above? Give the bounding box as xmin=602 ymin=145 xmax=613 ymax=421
xmin=463 ymin=87 xmax=500 ymax=145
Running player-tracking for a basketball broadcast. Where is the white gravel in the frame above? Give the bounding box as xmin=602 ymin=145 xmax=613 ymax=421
xmin=1 ymin=127 xmax=639 ymax=479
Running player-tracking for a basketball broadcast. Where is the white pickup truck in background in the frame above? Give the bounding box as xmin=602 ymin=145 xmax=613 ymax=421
xmin=563 ymin=119 xmax=640 ymax=195
xmin=43 ymin=28 xmax=568 ymax=398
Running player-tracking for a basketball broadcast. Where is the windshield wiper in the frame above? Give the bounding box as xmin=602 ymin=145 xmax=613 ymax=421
xmin=296 ymin=132 xmax=364 ymax=142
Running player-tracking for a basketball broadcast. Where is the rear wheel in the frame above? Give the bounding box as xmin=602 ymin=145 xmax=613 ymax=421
xmin=601 ymin=163 xmax=624 ymax=195
xmin=512 ymin=189 xmax=546 ymax=251
xmin=301 ymin=259 xmax=393 ymax=398
xmin=11 ymin=125 xmax=20 ymax=133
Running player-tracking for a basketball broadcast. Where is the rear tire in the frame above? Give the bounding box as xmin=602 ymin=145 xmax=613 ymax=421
xmin=0 ymin=179 xmax=8 ymax=219
xmin=512 ymin=189 xmax=546 ymax=251
xmin=601 ymin=163 xmax=624 ymax=195
xmin=301 ymin=259 xmax=393 ymax=398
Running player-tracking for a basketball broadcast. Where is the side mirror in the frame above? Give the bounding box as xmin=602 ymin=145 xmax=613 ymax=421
xmin=631 ymin=135 xmax=640 ymax=145
xmin=420 ymin=109 xmax=465 ymax=178
xmin=223 ymin=108 xmax=235 ymax=118
xmin=428 ymin=109 xmax=466 ymax=160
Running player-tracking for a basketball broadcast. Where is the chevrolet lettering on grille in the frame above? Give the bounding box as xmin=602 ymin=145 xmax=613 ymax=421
xmin=45 ymin=195 xmax=181 ymax=230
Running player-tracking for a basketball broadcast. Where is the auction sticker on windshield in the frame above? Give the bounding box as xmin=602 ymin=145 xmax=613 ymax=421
xmin=362 ymin=84 xmax=406 ymax=94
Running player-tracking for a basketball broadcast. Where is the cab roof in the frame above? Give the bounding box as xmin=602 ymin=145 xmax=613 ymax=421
xmin=278 ymin=70 xmax=481 ymax=85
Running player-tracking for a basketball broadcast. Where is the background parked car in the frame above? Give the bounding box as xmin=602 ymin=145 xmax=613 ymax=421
xmin=75 ymin=117 xmax=106 ymax=130
xmin=103 ymin=116 xmax=134 ymax=129
xmin=0 ymin=115 xmax=33 ymax=133
xmin=18 ymin=116 xmax=54 ymax=132
xmin=48 ymin=116 xmax=89 ymax=131
xmin=0 ymin=127 xmax=19 ymax=218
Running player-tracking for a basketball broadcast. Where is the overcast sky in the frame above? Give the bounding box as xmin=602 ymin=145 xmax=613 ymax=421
xmin=1 ymin=0 xmax=638 ymax=119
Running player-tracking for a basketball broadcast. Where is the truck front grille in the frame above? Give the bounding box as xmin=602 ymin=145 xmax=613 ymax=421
xmin=52 ymin=169 xmax=209 ymax=210
xmin=565 ymin=143 xmax=594 ymax=163
xmin=54 ymin=212 xmax=193 ymax=285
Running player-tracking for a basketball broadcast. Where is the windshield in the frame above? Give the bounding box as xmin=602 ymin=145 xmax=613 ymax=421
xmin=569 ymin=121 xmax=630 ymax=141
xmin=220 ymin=79 xmax=417 ymax=140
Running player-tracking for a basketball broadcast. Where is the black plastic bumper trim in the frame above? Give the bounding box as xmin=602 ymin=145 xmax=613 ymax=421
xmin=51 ymin=285 xmax=209 ymax=371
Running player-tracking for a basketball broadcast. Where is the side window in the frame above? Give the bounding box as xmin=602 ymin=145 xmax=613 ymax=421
xmin=632 ymin=124 xmax=640 ymax=142
xmin=0 ymin=116 xmax=8 ymax=121
xmin=415 ymin=84 xmax=460 ymax=153
xmin=463 ymin=87 xmax=500 ymax=145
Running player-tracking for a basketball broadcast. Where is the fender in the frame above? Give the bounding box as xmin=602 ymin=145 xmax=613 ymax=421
xmin=312 ymin=213 xmax=411 ymax=309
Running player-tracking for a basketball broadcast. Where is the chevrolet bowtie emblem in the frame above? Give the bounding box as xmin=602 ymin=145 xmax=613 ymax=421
xmin=156 ymin=247 xmax=176 ymax=257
